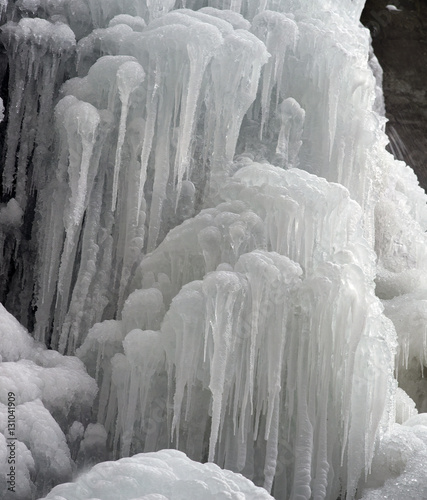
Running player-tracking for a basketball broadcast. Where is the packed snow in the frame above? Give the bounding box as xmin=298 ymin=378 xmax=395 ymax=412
xmin=0 ymin=1 xmax=427 ymax=499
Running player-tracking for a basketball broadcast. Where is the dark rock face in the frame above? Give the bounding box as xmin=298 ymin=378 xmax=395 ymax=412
xmin=361 ymin=0 xmax=427 ymax=190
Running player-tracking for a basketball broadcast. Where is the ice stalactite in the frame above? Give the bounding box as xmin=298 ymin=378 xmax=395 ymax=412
xmin=56 ymin=100 xmax=100 ymax=351
xmin=250 ymin=11 xmax=298 ymax=140
xmin=206 ymin=28 xmax=268 ymax=198
xmin=281 ymin=12 xmax=379 ymax=219
xmin=34 ymin=94 xmax=103 ymax=348
xmin=112 ymin=61 xmax=145 ymax=212
xmin=140 ymin=13 xmax=222 ymax=251
xmin=31 ymin=10 xmax=270 ymax=351
xmin=275 ymin=98 xmax=305 ymax=168
xmin=34 ymin=55 xmax=141 ymax=347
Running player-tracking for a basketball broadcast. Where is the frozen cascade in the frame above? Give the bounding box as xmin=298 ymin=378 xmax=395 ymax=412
xmin=0 ymin=1 xmax=427 ymax=500
xmin=82 ymin=163 xmax=395 ymax=499
xmin=31 ymin=9 xmax=269 ymax=348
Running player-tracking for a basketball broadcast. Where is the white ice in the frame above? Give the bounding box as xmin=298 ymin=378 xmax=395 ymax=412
xmin=1 ymin=1 xmax=427 ymax=500
xmin=0 ymin=304 xmax=97 ymax=499
xmin=40 ymin=449 xmax=274 ymax=500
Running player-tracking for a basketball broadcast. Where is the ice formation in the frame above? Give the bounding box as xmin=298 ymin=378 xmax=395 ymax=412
xmin=0 ymin=0 xmax=427 ymax=499
xmin=0 ymin=304 xmax=97 ymax=499
xmin=40 ymin=449 xmax=274 ymax=500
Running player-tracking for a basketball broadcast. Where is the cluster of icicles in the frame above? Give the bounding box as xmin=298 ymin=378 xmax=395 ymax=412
xmin=1 ymin=0 xmax=427 ymax=499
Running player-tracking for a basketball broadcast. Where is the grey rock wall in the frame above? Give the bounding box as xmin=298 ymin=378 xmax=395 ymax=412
xmin=361 ymin=0 xmax=427 ymax=190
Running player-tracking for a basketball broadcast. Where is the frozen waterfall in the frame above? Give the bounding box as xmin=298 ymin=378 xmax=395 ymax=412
xmin=1 ymin=1 xmax=427 ymax=499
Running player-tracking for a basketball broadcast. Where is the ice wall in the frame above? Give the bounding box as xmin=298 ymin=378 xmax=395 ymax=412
xmin=1 ymin=1 xmax=427 ymax=499
xmin=77 ymin=161 xmax=396 ymax=499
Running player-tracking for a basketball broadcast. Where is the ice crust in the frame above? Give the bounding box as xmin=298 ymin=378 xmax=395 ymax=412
xmin=361 ymin=415 xmax=427 ymax=500
xmin=0 ymin=304 xmax=97 ymax=499
xmin=40 ymin=449 xmax=274 ymax=500
xmin=0 ymin=1 xmax=427 ymax=500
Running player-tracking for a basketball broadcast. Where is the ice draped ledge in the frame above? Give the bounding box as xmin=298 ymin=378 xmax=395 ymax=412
xmin=77 ymin=161 xmax=397 ymax=499
xmin=0 ymin=1 xmax=427 ymax=500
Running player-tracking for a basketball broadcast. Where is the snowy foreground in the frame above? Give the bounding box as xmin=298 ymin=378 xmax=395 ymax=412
xmin=41 ymin=449 xmax=274 ymax=500
xmin=1 ymin=0 xmax=427 ymax=499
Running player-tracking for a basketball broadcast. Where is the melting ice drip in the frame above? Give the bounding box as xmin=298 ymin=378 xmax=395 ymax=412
xmin=1 ymin=0 xmax=427 ymax=499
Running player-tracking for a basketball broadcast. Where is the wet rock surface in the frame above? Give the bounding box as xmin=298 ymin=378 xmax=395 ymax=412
xmin=362 ymin=0 xmax=427 ymax=190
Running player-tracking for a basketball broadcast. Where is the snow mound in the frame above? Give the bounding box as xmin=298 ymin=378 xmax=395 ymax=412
xmin=0 ymin=304 xmax=98 ymax=499
xmin=362 ymin=419 xmax=427 ymax=500
xmin=41 ymin=449 xmax=274 ymax=500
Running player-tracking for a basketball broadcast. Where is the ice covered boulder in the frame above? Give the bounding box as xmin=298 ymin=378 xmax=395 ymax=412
xmin=0 ymin=304 xmax=98 ymax=499
xmin=40 ymin=449 xmax=274 ymax=500
xmin=361 ymin=417 xmax=427 ymax=499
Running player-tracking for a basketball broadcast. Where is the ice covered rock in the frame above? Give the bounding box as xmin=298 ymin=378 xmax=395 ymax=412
xmin=0 ymin=303 xmax=35 ymax=362
xmin=198 ymin=7 xmax=251 ymax=30
xmin=394 ymin=388 xmax=417 ymax=425
xmin=108 ymin=14 xmax=147 ymax=31
xmin=0 ymin=304 xmax=97 ymax=498
xmin=361 ymin=419 xmax=427 ymax=500
xmin=40 ymin=449 xmax=274 ymax=500
xmin=76 ymin=422 xmax=108 ymax=467
xmin=1 ymin=18 xmax=75 ymax=203
xmin=0 ymin=17 xmax=76 ymax=327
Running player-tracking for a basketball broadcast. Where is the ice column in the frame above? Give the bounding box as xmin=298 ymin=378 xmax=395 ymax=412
xmin=250 ymin=11 xmax=298 ymax=139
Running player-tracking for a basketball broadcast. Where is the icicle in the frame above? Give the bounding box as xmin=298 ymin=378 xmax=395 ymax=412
xmin=112 ymin=61 xmax=145 ymax=212
xmin=275 ymin=98 xmax=305 ymax=168
xmin=56 ymin=101 xmax=100 ymax=351
xmin=251 ymin=11 xmax=298 ymax=139
xmin=172 ymin=20 xmax=222 ymax=206
xmin=206 ymin=29 xmax=269 ymax=198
